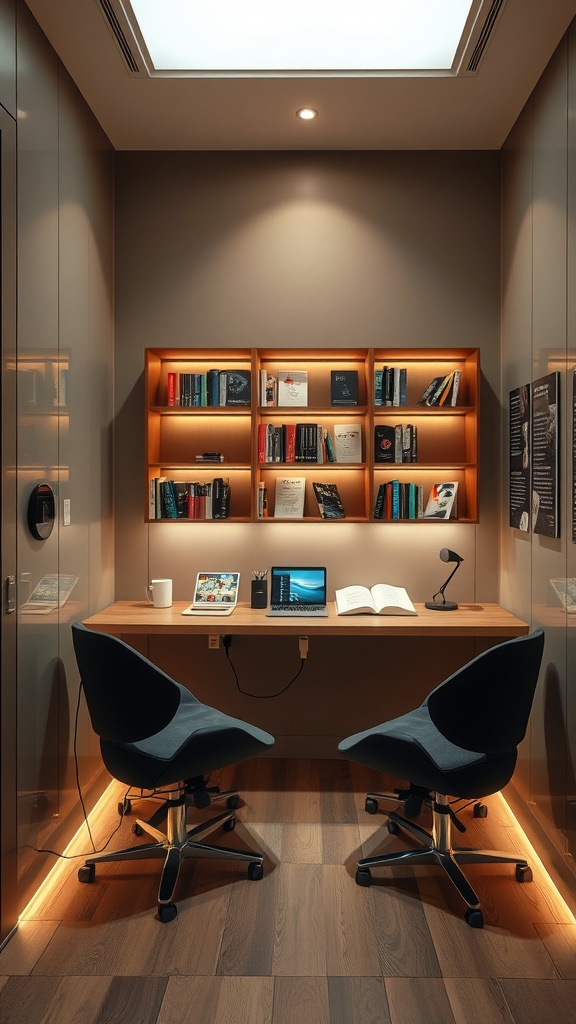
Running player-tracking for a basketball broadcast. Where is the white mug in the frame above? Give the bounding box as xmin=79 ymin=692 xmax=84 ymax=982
xmin=146 ymin=578 xmax=172 ymax=608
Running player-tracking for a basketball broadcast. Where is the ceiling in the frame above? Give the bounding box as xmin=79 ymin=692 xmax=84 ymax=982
xmin=23 ymin=0 xmax=576 ymax=151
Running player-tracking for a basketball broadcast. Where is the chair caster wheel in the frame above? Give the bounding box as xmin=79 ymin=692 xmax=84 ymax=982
xmin=227 ymin=794 xmax=239 ymax=809
xmin=387 ymin=818 xmax=400 ymax=835
xmin=78 ymin=864 xmax=95 ymax=883
xmin=355 ymin=868 xmax=372 ymax=887
xmin=118 ymin=798 xmax=132 ymax=817
xmin=132 ymin=822 xmax=144 ymax=836
xmin=516 ymin=864 xmax=533 ymax=883
xmin=248 ymin=862 xmax=263 ymax=881
xmin=473 ymin=802 xmax=488 ymax=818
xmin=158 ymin=902 xmax=178 ymax=923
xmin=364 ymin=797 xmax=378 ymax=814
xmin=223 ymin=816 xmax=236 ymax=832
xmin=465 ymin=907 xmax=484 ymax=928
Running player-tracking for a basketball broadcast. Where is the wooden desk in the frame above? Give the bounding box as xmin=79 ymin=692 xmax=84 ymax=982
xmin=82 ymin=601 xmax=529 ymax=757
xmin=83 ymin=601 xmax=529 ymax=639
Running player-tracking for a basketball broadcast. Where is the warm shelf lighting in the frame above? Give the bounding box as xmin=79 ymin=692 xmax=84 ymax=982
xmin=296 ymin=107 xmax=318 ymax=120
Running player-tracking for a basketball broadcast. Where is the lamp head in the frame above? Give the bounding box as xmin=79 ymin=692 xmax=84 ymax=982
xmin=425 ymin=548 xmax=464 ymax=611
xmin=439 ymin=548 xmax=463 ymax=564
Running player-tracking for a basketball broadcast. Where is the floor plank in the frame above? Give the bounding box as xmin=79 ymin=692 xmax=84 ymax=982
xmin=158 ymin=977 xmax=274 ymax=1024
xmin=327 ymin=977 xmax=392 ymax=1024
xmin=272 ymin=977 xmax=330 ymax=1024
xmin=498 ymin=979 xmax=576 ymax=1024
xmin=385 ymin=977 xmax=456 ymax=1024
xmin=443 ymin=977 xmax=516 ymax=1024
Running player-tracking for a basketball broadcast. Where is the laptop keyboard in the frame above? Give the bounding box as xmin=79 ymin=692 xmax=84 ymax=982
xmin=268 ymin=605 xmax=328 ymax=616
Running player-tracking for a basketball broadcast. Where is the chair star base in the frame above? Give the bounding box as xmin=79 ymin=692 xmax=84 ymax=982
xmin=78 ymin=788 xmax=265 ymax=922
xmin=357 ymin=794 xmax=533 ymax=928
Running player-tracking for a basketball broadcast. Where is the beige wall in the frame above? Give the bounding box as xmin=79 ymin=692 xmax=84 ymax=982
xmin=114 ymin=150 xmax=502 ymax=753
xmin=501 ymin=23 xmax=576 ymax=897
xmin=14 ymin=2 xmax=115 ymax=909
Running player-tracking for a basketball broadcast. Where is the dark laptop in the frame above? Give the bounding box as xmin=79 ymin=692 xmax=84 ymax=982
xmin=266 ymin=566 xmax=328 ymax=617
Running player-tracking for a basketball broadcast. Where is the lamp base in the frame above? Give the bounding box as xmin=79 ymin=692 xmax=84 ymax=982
xmin=425 ymin=600 xmax=459 ymax=611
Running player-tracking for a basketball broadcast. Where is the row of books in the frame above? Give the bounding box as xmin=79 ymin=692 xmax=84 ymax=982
xmin=374 ymin=479 xmax=459 ymax=520
xmin=162 ymin=365 xmax=461 ymax=409
xmin=259 ymin=477 xmax=347 ymax=519
xmin=149 ymin=477 xmax=230 ymax=519
xmin=417 ymin=369 xmax=461 ymax=407
xmin=259 ymin=369 xmax=360 ymax=408
xmin=374 ymin=481 xmax=424 ymax=520
xmin=165 ymin=370 xmax=251 ymax=407
xmin=258 ymin=422 xmax=362 ymax=464
xmin=375 ymin=366 xmax=407 ymax=407
xmin=374 ymin=424 xmax=417 ymax=464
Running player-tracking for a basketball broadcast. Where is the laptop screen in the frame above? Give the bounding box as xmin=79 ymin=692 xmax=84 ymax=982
xmin=193 ymin=572 xmax=240 ymax=607
xmin=270 ymin=567 xmax=327 ymax=608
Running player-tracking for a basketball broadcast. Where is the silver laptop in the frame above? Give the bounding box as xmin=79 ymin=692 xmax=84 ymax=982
xmin=266 ymin=566 xmax=328 ymax=617
xmin=182 ymin=572 xmax=240 ymax=616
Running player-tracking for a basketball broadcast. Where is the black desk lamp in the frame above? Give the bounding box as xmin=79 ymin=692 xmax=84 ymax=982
xmin=425 ymin=548 xmax=463 ymax=611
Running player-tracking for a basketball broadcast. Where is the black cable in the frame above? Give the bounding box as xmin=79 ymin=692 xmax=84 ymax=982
xmin=24 ymin=683 xmax=127 ymax=860
xmin=223 ymin=641 xmax=305 ymax=698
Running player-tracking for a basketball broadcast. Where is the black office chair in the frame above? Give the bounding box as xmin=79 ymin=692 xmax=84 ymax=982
xmin=338 ymin=629 xmax=545 ymax=927
xmin=72 ymin=622 xmax=275 ymax=922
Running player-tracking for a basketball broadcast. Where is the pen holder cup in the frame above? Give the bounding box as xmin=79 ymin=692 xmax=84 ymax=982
xmin=251 ymin=580 xmax=268 ymax=609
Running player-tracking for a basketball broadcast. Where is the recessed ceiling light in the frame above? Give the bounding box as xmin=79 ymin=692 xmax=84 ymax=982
xmin=296 ymin=108 xmax=318 ymax=120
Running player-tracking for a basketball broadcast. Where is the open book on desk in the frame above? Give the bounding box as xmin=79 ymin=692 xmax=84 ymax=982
xmin=335 ymin=583 xmax=417 ymax=616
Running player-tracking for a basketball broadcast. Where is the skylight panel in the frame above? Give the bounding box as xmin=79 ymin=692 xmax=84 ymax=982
xmin=127 ymin=0 xmax=476 ymax=74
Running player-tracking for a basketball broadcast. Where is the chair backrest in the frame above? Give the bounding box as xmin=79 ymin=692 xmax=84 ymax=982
xmin=425 ymin=628 xmax=545 ymax=755
xmin=72 ymin=622 xmax=189 ymax=744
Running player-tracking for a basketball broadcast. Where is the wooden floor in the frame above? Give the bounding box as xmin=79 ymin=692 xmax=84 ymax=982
xmin=1 ymin=758 xmax=575 ymax=1024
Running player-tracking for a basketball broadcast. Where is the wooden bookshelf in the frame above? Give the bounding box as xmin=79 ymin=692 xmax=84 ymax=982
xmin=145 ymin=347 xmax=479 ymax=524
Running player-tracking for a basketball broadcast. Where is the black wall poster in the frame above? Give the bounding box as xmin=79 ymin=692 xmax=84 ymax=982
xmin=509 ymin=384 xmax=530 ymax=531
xmin=531 ymin=371 xmax=560 ymax=538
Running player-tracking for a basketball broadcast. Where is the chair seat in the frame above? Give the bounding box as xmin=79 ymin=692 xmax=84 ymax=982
xmin=338 ymin=704 xmax=516 ymax=799
xmin=102 ymin=686 xmax=273 ymax=789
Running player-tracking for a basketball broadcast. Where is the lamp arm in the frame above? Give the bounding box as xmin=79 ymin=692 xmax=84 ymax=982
xmin=431 ymin=562 xmax=461 ymax=604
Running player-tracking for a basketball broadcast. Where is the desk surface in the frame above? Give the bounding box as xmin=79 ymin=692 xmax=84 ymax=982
xmin=83 ymin=601 xmax=529 ymax=638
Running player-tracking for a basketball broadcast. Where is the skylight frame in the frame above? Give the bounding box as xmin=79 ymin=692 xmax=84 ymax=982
xmin=121 ymin=0 xmax=487 ymax=78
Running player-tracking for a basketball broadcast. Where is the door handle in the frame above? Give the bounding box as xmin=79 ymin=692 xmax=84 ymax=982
xmin=5 ymin=575 xmax=16 ymax=613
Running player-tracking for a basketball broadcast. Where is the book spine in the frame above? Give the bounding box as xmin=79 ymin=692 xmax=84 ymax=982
xmin=258 ymin=423 xmax=267 ymax=464
xmin=450 ymin=369 xmax=461 ymax=406
xmin=167 ymin=372 xmax=177 ymax=406
xmin=149 ymin=478 xmax=156 ymax=519
xmin=399 ymin=368 xmax=407 ymax=406
xmin=394 ymin=424 xmax=403 ymax=463
xmin=373 ymin=482 xmax=385 ymax=519
xmin=393 ymin=368 xmax=401 ymax=407
xmin=374 ymin=369 xmax=383 ymax=406
xmin=391 ymin=480 xmax=400 ymax=520
xmin=162 ymin=480 xmax=178 ymax=519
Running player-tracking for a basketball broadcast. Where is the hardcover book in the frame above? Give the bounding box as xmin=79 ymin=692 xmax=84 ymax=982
xmin=374 ymin=424 xmax=395 ymax=463
xmin=313 ymin=482 xmax=345 ymax=519
xmin=333 ymin=424 xmax=362 ymax=463
xmin=224 ymin=370 xmax=251 ymax=406
xmin=274 ymin=476 xmax=306 ymax=518
xmin=330 ymin=370 xmax=359 ymax=406
xmin=277 ymin=370 xmax=308 ymax=406
xmin=424 ymin=481 xmax=458 ymax=519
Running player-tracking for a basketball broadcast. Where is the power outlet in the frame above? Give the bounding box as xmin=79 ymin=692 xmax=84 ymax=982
xmin=208 ymin=635 xmax=220 ymax=650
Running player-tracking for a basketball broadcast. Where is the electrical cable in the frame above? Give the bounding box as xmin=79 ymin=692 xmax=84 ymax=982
xmin=223 ymin=637 xmax=305 ymax=697
xmin=24 ymin=683 xmax=128 ymax=860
